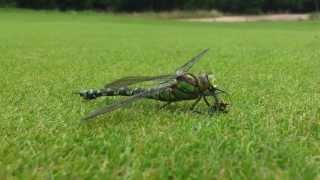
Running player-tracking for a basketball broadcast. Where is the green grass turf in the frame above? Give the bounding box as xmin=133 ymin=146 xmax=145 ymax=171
xmin=0 ymin=9 xmax=319 ymax=179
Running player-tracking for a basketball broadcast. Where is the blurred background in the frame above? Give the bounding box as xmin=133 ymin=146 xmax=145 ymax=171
xmin=0 ymin=0 xmax=319 ymax=14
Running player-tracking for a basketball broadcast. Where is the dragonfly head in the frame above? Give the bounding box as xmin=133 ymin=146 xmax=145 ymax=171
xmin=199 ymin=72 xmax=216 ymax=87
xmin=203 ymin=73 xmax=230 ymax=112
xmin=202 ymin=72 xmax=227 ymax=95
xmin=207 ymin=73 xmax=216 ymax=88
xmin=198 ymin=72 xmax=214 ymax=91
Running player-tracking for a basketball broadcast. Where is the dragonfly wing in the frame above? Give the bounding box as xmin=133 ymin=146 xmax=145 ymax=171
xmin=175 ymin=48 xmax=209 ymax=75
xmin=82 ymin=81 xmax=176 ymax=121
xmin=104 ymin=74 xmax=175 ymax=89
xmin=103 ymin=49 xmax=208 ymax=89
xmin=81 ymin=94 xmax=143 ymax=121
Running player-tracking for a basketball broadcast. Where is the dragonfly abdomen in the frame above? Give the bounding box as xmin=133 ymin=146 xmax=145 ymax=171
xmin=79 ymin=87 xmax=145 ymax=100
xmin=80 ymin=86 xmax=198 ymax=102
xmin=103 ymin=87 xmax=181 ymax=102
xmin=103 ymin=87 xmax=145 ymax=97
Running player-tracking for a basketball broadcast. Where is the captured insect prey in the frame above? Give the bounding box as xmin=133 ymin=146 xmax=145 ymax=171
xmin=77 ymin=48 xmax=229 ymax=121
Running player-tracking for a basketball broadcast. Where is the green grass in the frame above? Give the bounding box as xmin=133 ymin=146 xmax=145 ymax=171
xmin=1 ymin=9 xmax=320 ymax=179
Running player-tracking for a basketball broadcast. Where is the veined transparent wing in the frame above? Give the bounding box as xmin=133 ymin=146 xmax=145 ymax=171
xmin=104 ymin=49 xmax=208 ymax=89
xmin=82 ymin=81 xmax=176 ymax=121
xmin=104 ymin=74 xmax=175 ymax=89
xmin=175 ymin=48 xmax=209 ymax=75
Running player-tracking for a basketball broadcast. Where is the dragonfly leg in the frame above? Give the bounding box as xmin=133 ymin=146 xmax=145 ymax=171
xmin=160 ymin=102 xmax=172 ymax=109
xmin=203 ymin=96 xmax=211 ymax=107
xmin=190 ymin=97 xmax=201 ymax=111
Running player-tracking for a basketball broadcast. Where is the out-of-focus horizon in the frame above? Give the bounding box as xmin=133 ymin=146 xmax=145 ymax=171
xmin=0 ymin=0 xmax=319 ymax=14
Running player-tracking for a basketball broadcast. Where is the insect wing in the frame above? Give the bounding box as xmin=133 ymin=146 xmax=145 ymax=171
xmin=103 ymin=49 xmax=208 ymax=89
xmin=175 ymin=48 xmax=209 ymax=75
xmin=82 ymin=81 xmax=175 ymax=121
xmin=104 ymin=74 xmax=175 ymax=89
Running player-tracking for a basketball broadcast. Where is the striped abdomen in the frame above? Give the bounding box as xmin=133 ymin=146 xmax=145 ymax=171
xmin=80 ymin=74 xmax=201 ymax=101
xmin=79 ymin=87 xmax=144 ymax=100
xmin=79 ymin=86 xmax=199 ymax=102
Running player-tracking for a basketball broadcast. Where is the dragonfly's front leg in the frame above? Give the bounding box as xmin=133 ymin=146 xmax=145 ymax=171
xmin=190 ymin=97 xmax=202 ymax=111
xmin=203 ymin=96 xmax=211 ymax=107
xmin=203 ymin=96 xmax=217 ymax=115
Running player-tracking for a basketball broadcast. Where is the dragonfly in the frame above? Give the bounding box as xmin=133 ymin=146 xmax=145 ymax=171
xmin=77 ymin=49 xmax=229 ymax=121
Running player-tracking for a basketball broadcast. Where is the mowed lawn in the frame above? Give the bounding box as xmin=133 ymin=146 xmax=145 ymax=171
xmin=0 ymin=9 xmax=319 ymax=179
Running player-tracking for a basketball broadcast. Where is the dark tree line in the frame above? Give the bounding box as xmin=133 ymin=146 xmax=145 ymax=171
xmin=0 ymin=0 xmax=319 ymax=13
